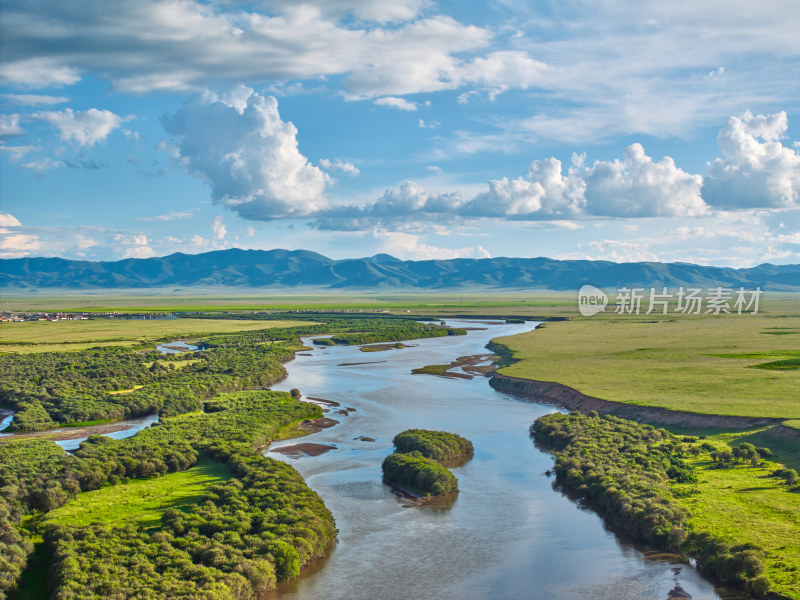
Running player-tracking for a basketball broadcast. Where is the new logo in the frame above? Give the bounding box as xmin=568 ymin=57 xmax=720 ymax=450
xmin=578 ymin=285 xmax=608 ymax=316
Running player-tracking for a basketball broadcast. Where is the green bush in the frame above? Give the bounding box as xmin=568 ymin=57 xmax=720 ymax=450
xmin=382 ymin=452 xmax=458 ymax=496
xmin=393 ymin=429 xmax=473 ymax=460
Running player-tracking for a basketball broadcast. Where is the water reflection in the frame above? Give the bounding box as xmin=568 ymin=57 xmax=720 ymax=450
xmin=55 ymin=413 xmax=160 ymax=451
xmin=263 ymin=321 xmax=748 ymax=600
xmin=0 ymin=409 xmax=14 ymax=435
xmin=156 ymin=340 xmax=201 ymax=354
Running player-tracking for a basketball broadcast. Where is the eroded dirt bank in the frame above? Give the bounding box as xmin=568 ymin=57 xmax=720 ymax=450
xmin=489 ymin=373 xmax=782 ymax=428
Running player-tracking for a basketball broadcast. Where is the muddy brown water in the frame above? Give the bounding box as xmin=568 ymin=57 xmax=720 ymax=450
xmin=266 ymin=321 xmax=750 ymax=600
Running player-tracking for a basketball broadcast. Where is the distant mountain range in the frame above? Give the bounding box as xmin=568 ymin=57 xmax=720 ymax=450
xmin=1 ymin=249 xmax=799 ymax=291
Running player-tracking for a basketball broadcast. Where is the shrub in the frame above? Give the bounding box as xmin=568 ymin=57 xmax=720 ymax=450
xmin=382 ymin=452 xmax=458 ymax=496
xmin=392 ymin=429 xmax=473 ymax=460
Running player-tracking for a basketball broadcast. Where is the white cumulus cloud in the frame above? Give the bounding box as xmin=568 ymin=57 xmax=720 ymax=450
xmin=314 ymin=142 xmax=705 ymax=230
xmin=0 ymin=94 xmax=69 ymax=106
xmin=21 ymin=157 xmax=65 ymax=171
xmin=320 ymin=158 xmax=360 ymax=176
xmin=702 ymin=111 xmax=800 ymax=209
xmin=260 ymin=0 xmax=430 ymax=23
xmin=374 ymin=97 xmax=418 ymax=111
xmin=0 ymin=230 xmax=41 ymax=258
xmin=0 ymin=213 xmax=22 ymax=227
xmin=581 ymin=144 xmax=706 ymax=217
xmin=211 ymin=214 xmax=227 ymax=240
xmin=0 ymin=58 xmax=80 ymax=88
xmin=463 ymin=176 xmax=546 ymax=217
xmin=111 ymin=233 xmax=157 ymax=259
xmin=374 ymin=230 xmax=490 ymax=260
xmin=162 ymin=88 xmax=329 ymax=219
xmin=36 ymin=108 xmax=129 ymax=146
xmin=0 ymin=114 xmax=25 ymax=138
xmin=466 ymin=144 xmax=705 ymax=219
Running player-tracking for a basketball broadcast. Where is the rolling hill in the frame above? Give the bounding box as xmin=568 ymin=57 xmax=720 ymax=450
xmin=1 ymin=248 xmax=799 ymax=291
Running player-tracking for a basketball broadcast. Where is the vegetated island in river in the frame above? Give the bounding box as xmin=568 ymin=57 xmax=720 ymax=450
xmin=411 ymin=354 xmax=498 ymax=380
xmin=393 ymin=428 xmax=474 ymax=460
xmin=382 ymin=429 xmax=473 ymax=497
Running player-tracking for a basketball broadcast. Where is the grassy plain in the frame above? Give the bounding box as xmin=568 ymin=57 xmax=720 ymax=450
xmin=46 ymin=459 xmax=233 ymax=530
xmin=495 ymin=313 xmax=800 ymax=419
xmin=0 ymin=317 xmax=312 ymax=353
xmin=1 ymin=291 xmax=576 ymax=315
xmin=4 ymin=290 xmax=798 ymax=320
xmin=675 ymin=450 xmax=800 ymax=597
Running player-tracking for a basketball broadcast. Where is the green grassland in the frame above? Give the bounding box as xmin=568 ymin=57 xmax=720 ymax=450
xmin=675 ymin=450 xmax=800 ymax=597
xmin=663 ymin=425 xmax=800 ymax=471
xmin=46 ymin=459 xmax=233 ymax=530
xmin=0 ymin=317 xmax=312 ymax=353
xmin=1 ymin=291 xmax=575 ymax=313
xmin=0 ymin=340 xmax=146 ymax=354
xmin=495 ymin=313 xmax=800 ymax=419
xmin=4 ymin=291 xmax=798 ymax=317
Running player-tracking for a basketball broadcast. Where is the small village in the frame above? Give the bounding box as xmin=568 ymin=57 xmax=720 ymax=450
xmin=0 ymin=311 xmax=174 ymax=322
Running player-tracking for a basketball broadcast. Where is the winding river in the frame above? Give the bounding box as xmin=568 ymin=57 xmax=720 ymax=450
xmin=266 ymin=320 xmax=747 ymax=600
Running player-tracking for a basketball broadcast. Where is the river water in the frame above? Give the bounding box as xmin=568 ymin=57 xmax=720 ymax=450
xmin=266 ymin=320 xmax=748 ymax=600
xmin=0 ymin=410 xmax=13 ymax=432
xmin=53 ymin=413 xmax=160 ymax=451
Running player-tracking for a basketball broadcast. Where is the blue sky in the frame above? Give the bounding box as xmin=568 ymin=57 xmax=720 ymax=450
xmin=1 ymin=0 xmax=799 ymax=266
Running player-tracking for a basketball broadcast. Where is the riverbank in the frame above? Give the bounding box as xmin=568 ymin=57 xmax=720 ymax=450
xmin=492 ymin=370 xmax=800 ymax=468
xmin=0 ymin=421 xmax=138 ymax=445
xmin=490 ymin=373 xmax=782 ymax=428
xmin=491 ymin=315 xmax=800 ymax=419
